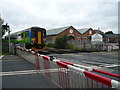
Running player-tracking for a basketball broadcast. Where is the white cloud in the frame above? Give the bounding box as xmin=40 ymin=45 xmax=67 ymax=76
xmin=0 ymin=0 xmax=119 ymax=34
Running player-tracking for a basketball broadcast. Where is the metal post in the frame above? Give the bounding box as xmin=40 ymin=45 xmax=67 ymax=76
xmin=2 ymin=23 xmax=11 ymax=53
xmin=5 ymin=23 xmax=11 ymax=53
xmin=8 ymin=29 xmax=11 ymax=53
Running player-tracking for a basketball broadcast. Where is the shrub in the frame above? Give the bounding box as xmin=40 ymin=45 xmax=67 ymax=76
xmin=67 ymin=44 xmax=81 ymax=51
xmin=55 ymin=34 xmax=68 ymax=49
xmin=46 ymin=43 xmax=55 ymax=48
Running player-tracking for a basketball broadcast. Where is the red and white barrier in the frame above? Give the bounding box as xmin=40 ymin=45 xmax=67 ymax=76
xmin=57 ymin=58 xmax=120 ymax=79
xmin=93 ymin=69 xmax=120 ymax=78
xmin=54 ymin=61 xmax=119 ymax=88
xmin=38 ymin=53 xmax=120 ymax=88
xmin=16 ymin=46 xmax=120 ymax=89
xmin=61 ymin=60 xmax=120 ymax=78
xmin=105 ymin=44 xmax=120 ymax=46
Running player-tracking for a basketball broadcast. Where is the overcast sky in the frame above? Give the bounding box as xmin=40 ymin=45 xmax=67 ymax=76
xmin=0 ymin=0 xmax=119 ymax=35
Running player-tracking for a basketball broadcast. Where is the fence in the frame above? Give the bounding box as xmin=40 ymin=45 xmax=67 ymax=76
xmin=16 ymin=46 xmax=120 ymax=89
xmin=104 ymin=43 xmax=120 ymax=51
xmin=68 ymin=40 xmax=120 ymax=51
xmin=2 ymin=42 xmax=15 ymax=54
xmin=2 ymin=41 xmax=9 ymax=53
xmin=67 ymin=40 xmax=103 ymax=51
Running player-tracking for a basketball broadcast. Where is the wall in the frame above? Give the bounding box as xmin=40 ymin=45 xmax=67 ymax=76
xmin=46 ymin=35 xmax=57 ymax=44
xmin=82 ymin=28 xmax=96 ymax=41
xmin=58 ymin=26 xmax=82 ymax=40
xmin=69 ymin=40 xmax=103 ymax=51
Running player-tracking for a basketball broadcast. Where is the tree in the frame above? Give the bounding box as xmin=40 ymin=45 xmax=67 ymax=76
xmin=55 ymin=34 xmax=68 ymax=49
xmin=105 ymin=31 xmax=114 ymax=34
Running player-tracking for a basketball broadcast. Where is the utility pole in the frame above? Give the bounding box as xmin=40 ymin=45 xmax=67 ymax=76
xmin=8 ymin=24 xmax=11 ymax=53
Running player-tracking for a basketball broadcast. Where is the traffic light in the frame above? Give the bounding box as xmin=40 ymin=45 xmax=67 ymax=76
xmin=2 ymin=23 xmax=9 ymax=31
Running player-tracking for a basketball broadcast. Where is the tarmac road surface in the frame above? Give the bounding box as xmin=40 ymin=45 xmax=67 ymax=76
xmin=1 ymin=55 xmax=59 ymax=88
xmin=48 ymin=51 xmax=119 ymax=77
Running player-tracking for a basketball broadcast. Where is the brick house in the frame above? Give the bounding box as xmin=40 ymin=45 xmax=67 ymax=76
xmin=47 ymin=26 xmax=107 ymax=44
xmin=77 ymin=28 xmax=96 ymax=43
xmin=46 ymin=26 xmax=82 ymax=44
xmin=104 ymin=34 xmax=120 ymax=43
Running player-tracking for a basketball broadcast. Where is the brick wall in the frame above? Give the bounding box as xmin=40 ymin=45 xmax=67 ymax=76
xmin=82 ymin=28 xmax=96 ymax=41
xmin=47 ymin=26 xmax=82 ymax=44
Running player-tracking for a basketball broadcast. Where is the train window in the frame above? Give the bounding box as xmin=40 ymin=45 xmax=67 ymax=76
xmin=17 ymin=34 xmax=22 ymax=40
xmin=21 ymin=33 xmax=24 ymax=38
xmin=32 ymin=31 xmax=36 ymax=38
xmin=43 ymin=31 xmax=46 ymax=38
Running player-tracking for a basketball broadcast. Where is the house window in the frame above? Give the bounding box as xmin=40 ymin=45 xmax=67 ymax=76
xmin=89 ymin=30 xmax=92 ymax=34
xmin=76 ymin=36 xmax=81 ymax=39
xmin=83 ymin=36 xmax=87 ymax=38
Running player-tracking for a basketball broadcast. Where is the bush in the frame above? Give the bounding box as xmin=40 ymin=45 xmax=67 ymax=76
xmin=55 ymin=34 xmax=68 ymax=49
xmin=67 ymin=44 xmax=81 ymax=51
xmin=46 ymin=43 xmax=55 ymax=48
xmin=90 ymin=48 xmax=101 ymax=52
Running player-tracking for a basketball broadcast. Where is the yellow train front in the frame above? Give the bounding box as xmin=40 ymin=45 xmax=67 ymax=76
xmin=29 ymin=27 xmax=46 ymax=51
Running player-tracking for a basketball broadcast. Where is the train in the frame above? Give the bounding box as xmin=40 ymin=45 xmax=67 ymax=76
xmin=5 ymin=27 xmax=46 ymax=51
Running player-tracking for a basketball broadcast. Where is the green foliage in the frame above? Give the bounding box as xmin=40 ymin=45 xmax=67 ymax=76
xmin=67 ymin=44 xmax=80 ymax=51
xmin=55 ymin=34 xmax=68 ymax=49
xmin=46 ymin=43 xmax=55 ymax=48
xmin=2 ymin=53 xmax=13 ymax=55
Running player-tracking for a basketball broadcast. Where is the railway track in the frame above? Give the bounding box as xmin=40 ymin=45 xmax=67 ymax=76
xmin=38 ymin=47 xmax=82 ymax=55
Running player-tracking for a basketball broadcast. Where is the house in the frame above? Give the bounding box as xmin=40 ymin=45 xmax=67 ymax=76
xmin=77 ymin=28 xmax=96 ymax=43
xmin=46 ymin=26 xmax=82 ymax=44
xmin=104 ymin=34 xmax=120 ymax=43
xmin=91 ymin=29 xmax=104 ymax=44
xmin=47 ymin=26 xmax=107 ymax=44
xmin=94 ymin=29 xmax=104 ymax=35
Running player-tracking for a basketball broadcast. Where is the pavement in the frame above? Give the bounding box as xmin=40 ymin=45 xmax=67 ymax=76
xmin=1 ymin=55 xmax=59 ymax=88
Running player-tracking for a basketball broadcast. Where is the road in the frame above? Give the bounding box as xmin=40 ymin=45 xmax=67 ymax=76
xmin=1 ymin=55 xmax=59 ymax=88
xmin=48 ymin=51 xmax=119 ymax=75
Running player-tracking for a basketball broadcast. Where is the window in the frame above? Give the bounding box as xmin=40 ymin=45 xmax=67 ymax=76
xmin=43 ymin=31 xmax=46 ymax=38
xmin=17 ymin=34 xmax=22 ymax=40
xmin=21 ymin=33 xmax=24 ymax=38
xmin=32 ymin=31 xmax=36 ymax=38
xmin=76 ymin=36 xmax=81 ymax=39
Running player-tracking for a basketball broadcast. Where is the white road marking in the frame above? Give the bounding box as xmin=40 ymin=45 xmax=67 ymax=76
xmin=2 ymin=59 xmax=19 ymax=61
xmin=0 ymin=69 xmax=58 ymax=76
xmin=82 ymin=61 xmax=120 ymax=68
xmin=104 ymin=64 xmax=120 ymax=68
xmin=81 ymin=61 xmax=105 ymax=65
xmin=99 ymin=64 xmax=111 ymax=66
xmin=0 ymin=55 xmax=4 ymax=59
